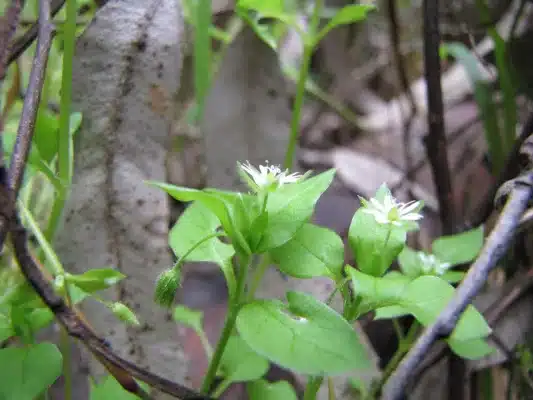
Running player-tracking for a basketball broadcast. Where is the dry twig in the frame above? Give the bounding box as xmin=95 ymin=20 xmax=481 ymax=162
xmin=383 ymin=171 xmax=533 ymax=400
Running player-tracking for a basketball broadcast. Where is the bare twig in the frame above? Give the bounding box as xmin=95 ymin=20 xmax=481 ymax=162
xmin=409 ymin=270 xmax=533 ymax=389
xmin=470 ymin=112 xmax=533 ymax=228
xmin=9 ymin=0 xmax=54 ymax=194
xmin=7 ymin=0 xmax=64 ymax=65
xmin=422 ymin=0 xmax=455 ymax=235
xmin=0 ymin=0 xmax=54 ymax=250
xmin=422 ymin=1 xmax=462 ymax=394
xmin=386 ymin=0 xmax=416 ymax=116
xmin=382 ymin=171 xmax=533 ymax=400
xmin=0 ymin=179 xmax=211 ymax=399
xmin=0 ymin=0 xmax=24 ymax=81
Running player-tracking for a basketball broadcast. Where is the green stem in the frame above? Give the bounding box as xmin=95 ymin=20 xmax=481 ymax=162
xmin=247 ymin=254 xmax=270 ymax=301
xmin=172 ymin=232 xmax=226 ymax=273
xmin=327 ymin=377 xmax=336 ymax=400
xmin=200 ymin=253 xmax=251 ymax=394
xmin=45 ymin=0 xmax=77 ymax=243
xmin=367 ymin=321 xmax=420 ymax=399
xmin=304 ymin=376 xmax=324 ymax=400
xmin=211 ymin=378 xmax=232 ymax=398
xmin=283 ymin=0 xmax=323 ymax=170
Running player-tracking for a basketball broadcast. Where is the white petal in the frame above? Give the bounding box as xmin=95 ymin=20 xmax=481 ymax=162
xmin=400 ymin=200 xmax=421 ymax=214
xmin=401 ymin=213 xmax=423 ymax=221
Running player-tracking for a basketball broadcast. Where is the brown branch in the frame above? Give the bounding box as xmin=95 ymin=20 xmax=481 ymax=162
xmin=382 ymin=171 xmax=533 ymax=400
xmin=8 ymin=0 xmax=54 ymax=195
xmin=470 ymin=112 xmax=533 ymax=228
xmin=407 ymin=269 xmax=533 ymax=392
xmin=7 ymin=0 xmax=65 ymax=65
xmin=0 ymin=0 xmax=25 ymax=81
xmin=0 ymin=181 xmax=211 ymax=399
xmin=421 ymin=0 xmax=455 ymax=235
xmin=421 ymin=1 xmax=462 ymax=395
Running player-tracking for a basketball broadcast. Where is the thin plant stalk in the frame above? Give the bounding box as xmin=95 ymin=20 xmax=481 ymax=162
xmin=45 ymin=0 xmax=77 ymax=242
xmin=44 ymin=1 xmax=78 ymax=398
xmin=200 ymin=253 xmax=251 ymax=394
xmin=283 ymin=0 xmax=324 ymax=170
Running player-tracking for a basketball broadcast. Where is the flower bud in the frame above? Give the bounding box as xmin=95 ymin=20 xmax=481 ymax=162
xmin=110 ymin=302 xmax=140 ymax=326
xmin=154 ymin=268 xmax=180 ymax=308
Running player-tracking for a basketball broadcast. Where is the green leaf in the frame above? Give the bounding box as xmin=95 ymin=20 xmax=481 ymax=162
xmin=258 ymin=169 xmax=335 ymax=252
xmin=150 ymin=183 xmax=252 ymax=254
xmin=432 ymin=226 xmax=484 ymax=266
xmin=348 ymin=210 xmax=406 ymax=277
xmin=65 ymin=268 xmax=126 ymax=293
xmin=238 ymin=0 xmax=285 ymax=14
xmin=34 ymin=107 xmax=59 ymax=163
xmin=441 ymin=270 xmax=466 ymax=284
xmin=398 ymin=246 xmax=424 ymax=277
xmin=169 ymin=201 xmax=236 ymax=295
xmin=315 ymin=5 xmax=375 ymax=44
xmin=374 ymin=305 xmax=409 ymax=320
xmin=69 ymin=112 xmax=83 ymax=137
xmin=402 ymin=276 xmax=491 ymax=342
xmin=90 ymin=375 xmax=147 ymax=400
xmin=270 ymin=223 xmax=344 ymax=279
xmin=219 ymin=335 xmax=269 ymax=383
xmin=0 ymin=342 xmax=62 ymax=400
xmin=448 ymin=338 xmax=495 ymax=360
xmin=346 ymin=267 xmax=411 ymax=315
xmin=173 ymin=305 xmax=204 ymax=333
xmin=0 ymin=313 xmax=13 ymax=342
xmin=170 ymin=202 xmax=235 ymax=264
xmin=236 ymin=291 xmax=369 ymax=375
xmin=247 ymin=379 xmax=298 ymax=400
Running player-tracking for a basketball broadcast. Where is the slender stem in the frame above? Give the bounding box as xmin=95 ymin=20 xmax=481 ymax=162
xmin=45 ymin=0 xmax=77 ymax=242
xmin=304 ymin=376 xmax=324 ymax=400
xmin=368 ymin=321 xmax=420 ymax=399
xmin=392 ymin=319 xmax=404 ymax=342
xmin=247 ymin=254 xmax=270 ymax=301
xmin=200 ymin=253 xmax=250 ymax=394
xmin=211 ymin=378 xmax=232 ymax=398
xmin=283 ymin=0 xmax=323 ymax=170
xmin=327 ymin=377 xmax=336 ymax=400
xmin=173 ymin=232 xmax=226 ymax=273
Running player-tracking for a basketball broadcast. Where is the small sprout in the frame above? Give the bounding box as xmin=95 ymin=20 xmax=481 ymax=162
xmin=238 ymin=160 xmax=304 ymax=193
xmin=110 ymin=302 xmax=140 ymax=326
xmin=359 ymin=191 xmax=423 ymax=227
xmin=154 ymin=268 xmax=180 ymax=307
xmin=417 ymin=252 xmax=451 ymax=276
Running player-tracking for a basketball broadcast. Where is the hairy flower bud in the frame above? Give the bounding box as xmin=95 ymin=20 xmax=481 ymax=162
xmin=154 ymin=268 xmax=180 ymax=308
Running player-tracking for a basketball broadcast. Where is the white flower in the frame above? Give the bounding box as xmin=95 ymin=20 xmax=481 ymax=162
xmin=360 ymin=191 xmax=423 ymax=227
xmin=417 ymin=252 xmax=451 ymax=276
xmin=238 ymin=161 xmax=303 ymax=192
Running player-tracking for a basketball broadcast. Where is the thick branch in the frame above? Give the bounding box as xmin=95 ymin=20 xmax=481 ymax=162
xmin=382 ymin=171 xmax=533 ymax=400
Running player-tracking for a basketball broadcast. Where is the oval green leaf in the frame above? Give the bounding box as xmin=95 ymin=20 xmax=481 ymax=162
xmin=270 ymin=223 xmax=344 ymax=279
xmin=247 ymin=379 xmax=298 ymax=400
xmin=220 ymin=335 xmax=269 ymax=383
xmin=236 ymin=291 xmax=369 ymax=375
xmin=258 ymin=169 xmax=335 ymax=252
xmin=0 ymin=342 xmax=62 ymax=400
xmin=432 ymin=226 xmax=484 ymax=266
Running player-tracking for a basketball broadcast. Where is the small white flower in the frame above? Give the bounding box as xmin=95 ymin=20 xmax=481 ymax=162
xmin=417 ymin=252 xmax=451 ymax=276
xmin=238 ymin=161 xmax=303 ymax=192
xmin=360 ymin=191 xmax=423 ymax=227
